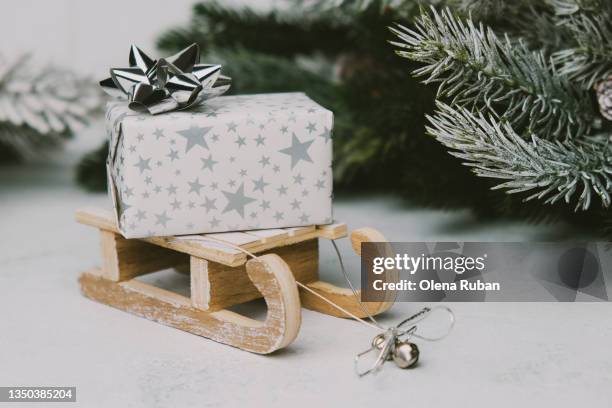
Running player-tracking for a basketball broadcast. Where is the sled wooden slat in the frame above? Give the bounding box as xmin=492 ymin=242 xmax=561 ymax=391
xmin=285 ymin=226 xmax=316 ymax=237
xmin=75 ymin=208 xmax=347 ymax=267
xmin=75 ymin=208 xmax=247 ymax=266
xmin=203 ymin=231 xmax=263 ymax=247
xmin=317 ymin=223 xmax=348 ymax=240
xmin=243 ymin=228 xmax=288 ymax=244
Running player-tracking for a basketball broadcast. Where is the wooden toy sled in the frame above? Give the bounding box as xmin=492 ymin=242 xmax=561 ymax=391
xmin=76 ymin=208 xmax=395 ymax=354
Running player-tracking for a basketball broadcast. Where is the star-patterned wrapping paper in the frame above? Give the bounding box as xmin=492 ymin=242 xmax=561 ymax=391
xmin=106 ymin=92 xmax=334 ymax=238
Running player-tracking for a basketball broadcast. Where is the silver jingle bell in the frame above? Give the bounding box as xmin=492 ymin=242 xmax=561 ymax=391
xmin=372 ymin=333 xmax=393 ymax=361
xmin=392 ymin=341 xmax=419 ymax=369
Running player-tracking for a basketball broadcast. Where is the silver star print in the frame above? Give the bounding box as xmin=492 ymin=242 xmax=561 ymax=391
xmin=210 ymin=216 xmax=221 ymax=228
xmin=227 ymin=122 xmax=238 ymax=132
xmin=252 ymin=176 xmax=269 ymax=193
xmin=259 ymin=156 xmax=270 ymax=167
xmin=201 ymin=196 xmax=217 ymax=213
xmin=255 ymin=135 xmax=266 ymax=146
xmin=188 ymin=178 xmax=205 ymax=195
xmin=279 ymin=133 xmax=314 ymax=169
xmin=235 ymin=135 xmax=246 ymax=147
xmin=167 ymin=149 xmax=179 ymax=161
xmin=153 ymin=128 xmax=165 ymax=139
xmin=166 ymin=184 xmax=178 ymax=195
xmin=155 ymin=211 xmax=171 ymax=227
xmin=319 ymin=126 xmax=332 ymax=143
xmin=136 ymin=210 xmax=146 ymax=221
xmin=177 ymin=125 xmax=212 ymax=152
xmin=201 ymin=154 xmax=218 ymax=171
xmin=221 ymin=183 xmax=257 ymax=218
xmin=134 ymin=156 xmax=151 ymax=174
xmin=117 ymin=190 xmax=131 ymax=215
xmin=170 ymin=198 xmax=182 ymax=210
xmin=277 ymin=185 xmax=288 ymax=195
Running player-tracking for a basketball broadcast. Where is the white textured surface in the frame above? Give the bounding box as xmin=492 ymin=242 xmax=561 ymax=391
xmin=1 ymin=134 xmax=611 ymax=407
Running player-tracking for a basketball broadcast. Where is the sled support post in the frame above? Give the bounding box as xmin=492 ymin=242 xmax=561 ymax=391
xmin=189 ymin=239 xmax=319 ymax=312
xmin=190 ymin=257 xmax=210 ymax=310
xmin=99 ymin=229 xmax=188 ymax=281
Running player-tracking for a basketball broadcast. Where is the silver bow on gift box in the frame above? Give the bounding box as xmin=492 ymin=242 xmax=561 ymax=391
xmin=100 ymin=43 xmax=231 ymax=114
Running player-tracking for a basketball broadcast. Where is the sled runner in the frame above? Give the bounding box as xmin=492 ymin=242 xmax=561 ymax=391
xmin=75 ymin=208 xmax=395 ymax=354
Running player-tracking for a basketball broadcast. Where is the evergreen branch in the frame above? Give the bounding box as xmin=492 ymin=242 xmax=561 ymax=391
xmin=550 ymin=0 xmax=610 ymax=16
xmin=389 ymin=7 xmax=595 ymax=140
xmin=293 ymin=0 xmax=423 ymax=17
xmin=551 ymin=0 xmax=612 ymax=88
xmin=448 ymin=0 xmax=564 ymax=53
xmin=0 ymin=122 xmax=63 ymax=161
xmin=158 ymin=1 xmax=351 ymax=58
xmin=0 ymin=54 xmax=103 ymax=159
xmin=202 ymin=47 xmax=338 ymax=107
xmin=427 ymin=102 xmax=612 ymax=210
xmin=447 ymin=0 xmax=533 ymax=20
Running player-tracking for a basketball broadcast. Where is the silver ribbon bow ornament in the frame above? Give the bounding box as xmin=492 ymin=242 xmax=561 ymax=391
xmin=100 ymin=43 xmax=231 ymax=114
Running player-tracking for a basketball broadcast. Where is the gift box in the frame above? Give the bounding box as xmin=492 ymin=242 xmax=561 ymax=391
xmin=106 ymin=92 xmax=334 ymax=238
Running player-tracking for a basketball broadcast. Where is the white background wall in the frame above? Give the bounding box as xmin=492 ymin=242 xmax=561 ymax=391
xmin=0 ymin=0 xmax=275 ymax=77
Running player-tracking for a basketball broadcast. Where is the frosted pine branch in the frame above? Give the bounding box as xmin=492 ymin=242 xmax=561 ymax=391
xmin=389 ymin=7 xmax=595 ymax=140
xmin=447 ymin=0 xmax=533 ymax=20
xmin=550 ymin=0 xmax=609 ymax=16
xmin=427 ymin=102 xmax=612 ymax=210
xmin=551 ymin=0 xmax=612 ymax=88
xmin=0 ymin=54 xmax=103 ymax=157
xmin=292 ymin=0 xmax=423 ymax=14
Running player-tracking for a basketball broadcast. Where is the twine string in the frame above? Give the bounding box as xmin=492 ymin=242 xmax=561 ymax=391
xmin=198 ymin=234 xmax=454 ymax=377
xmin=330 ymin=240 xmax=383 ymax=329
xmin=197 ymin=235 xmax=454 ymax=341
xmin=199 ymin=235 xmax=382 ymax=331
